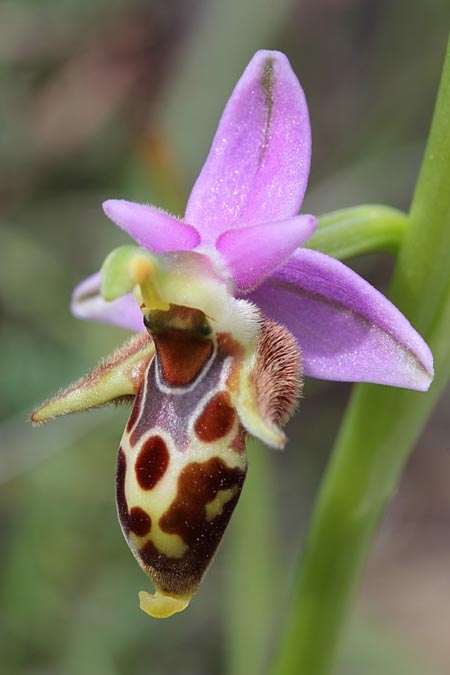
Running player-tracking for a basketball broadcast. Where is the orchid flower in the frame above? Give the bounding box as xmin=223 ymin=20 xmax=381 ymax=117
xmin=32 ymin=50 xmax=433 ymax=619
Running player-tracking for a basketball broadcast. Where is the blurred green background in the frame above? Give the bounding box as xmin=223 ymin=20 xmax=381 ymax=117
xmin=1 ymin=1 xmax=449 ymax=674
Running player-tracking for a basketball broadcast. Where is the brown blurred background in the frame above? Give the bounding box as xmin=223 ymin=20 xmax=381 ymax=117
xmin=0 ymin=1 xmax=449 ymax=674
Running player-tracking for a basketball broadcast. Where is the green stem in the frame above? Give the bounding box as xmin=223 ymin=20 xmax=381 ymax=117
xmin=273 ymin=35 xmax=450 ymax=675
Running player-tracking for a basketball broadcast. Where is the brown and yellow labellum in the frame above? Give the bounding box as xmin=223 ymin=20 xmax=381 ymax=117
xmin=115 ymin=304 xmax=301 ymax=618
xmin=32 ymin=298 xmax=302 ymax=620
xmin=117 ymin=305 xmax=248 ymax=618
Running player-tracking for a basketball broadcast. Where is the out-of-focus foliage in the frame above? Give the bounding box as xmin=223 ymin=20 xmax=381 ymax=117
xmin=0 ymin=1 xmax=449 ymax=674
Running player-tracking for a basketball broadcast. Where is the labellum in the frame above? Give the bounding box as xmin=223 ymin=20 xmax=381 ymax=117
xmin=32 ymin=247 xmax=302 ymax=618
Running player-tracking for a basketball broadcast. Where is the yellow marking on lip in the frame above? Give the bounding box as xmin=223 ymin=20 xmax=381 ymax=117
xmin=134 ymin=529 xmax=188 ymax=559
xmin=205 ymin=486 xmax=239 ymax=522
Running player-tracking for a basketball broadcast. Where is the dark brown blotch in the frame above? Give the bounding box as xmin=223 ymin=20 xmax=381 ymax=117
xmin=154 ymin=332 xmax=213 ymax=387
xmin=216 ymin=332 xmax=243 ymax=358
xmin=116 ymin=450 xmax=152 ymax=536
xmin=128 ymin=506 xmax=152 ymax=537
xmin=137 ymin=456 xmax=246 ymax=597
xmin=135 ymin=435 xmax=170 ymax=490
xmin=194 ymin=391 xmax=236 ymax=442
xmin=160 ymin=457 xmax=245 ymax=550
xmin=116 ymin=448 xmax=129 ymax=533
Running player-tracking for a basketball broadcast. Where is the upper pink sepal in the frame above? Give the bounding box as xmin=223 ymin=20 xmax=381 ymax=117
xmin=249 ymin=249 xmax=434 ymax=391
xmin=217 ymin=215 xmax=317 ymax=292
xmin=71 ymin=271 xmax=144 ymax=332
xmin=103 ymin=200 xmax=201 ymax=253
xmin=185 ymin=50 xmax=311 ymax=244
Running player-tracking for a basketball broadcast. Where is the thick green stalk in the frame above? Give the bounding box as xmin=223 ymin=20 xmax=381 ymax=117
xmin=225 ymin=206 xmax=406 ymax=675
xmin=273 ymin=36 xmax=450 ymax=675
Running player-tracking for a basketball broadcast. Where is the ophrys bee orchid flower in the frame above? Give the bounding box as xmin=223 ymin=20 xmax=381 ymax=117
xmin=32 ymin=50 xmax=433 ymax=619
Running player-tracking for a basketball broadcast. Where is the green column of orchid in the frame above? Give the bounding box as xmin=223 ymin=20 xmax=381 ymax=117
xmin=273 ymin=35 xmax=450 ymax=675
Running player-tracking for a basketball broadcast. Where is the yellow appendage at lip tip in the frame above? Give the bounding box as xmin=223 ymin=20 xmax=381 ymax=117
xmin=139 ymin=590 xmax=190 ymax=619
